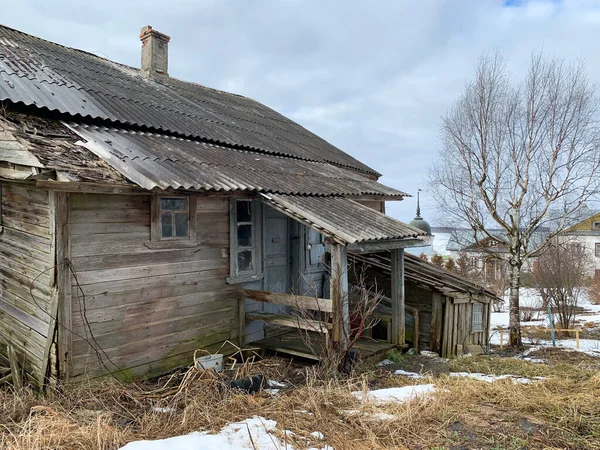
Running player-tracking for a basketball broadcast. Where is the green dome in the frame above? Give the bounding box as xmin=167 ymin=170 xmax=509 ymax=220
xmin=409 ymin=216 xmax=431 ymax=235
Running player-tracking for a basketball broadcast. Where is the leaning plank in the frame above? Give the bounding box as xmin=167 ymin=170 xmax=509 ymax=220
xmin=242 ymin=289 xmax=333 ymax=313
xmin=8 ymin=345 xmax=23 ymax=390
xmin=245 ymin=312 xmax=330 ymax=334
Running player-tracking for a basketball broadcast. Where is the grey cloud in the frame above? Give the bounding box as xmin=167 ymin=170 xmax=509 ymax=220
xmin=5 ymin=0 xmax=600 ymax=224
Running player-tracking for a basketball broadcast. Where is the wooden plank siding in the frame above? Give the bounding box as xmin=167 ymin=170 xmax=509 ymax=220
xmin=0 ymin=183 xmax=54 ymax=384
xmin=440 ymin=296 xmax=490 ymax=357
xmin=68 ymin=193 xmax=238 ymax=381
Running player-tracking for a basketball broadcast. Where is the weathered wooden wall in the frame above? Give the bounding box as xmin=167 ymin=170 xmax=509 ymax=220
xmin=441 ymin=296 xmax=490 ymax=358
xmin=0 ymin=183 xmax=54 ymax=385
xmin=69 ymin=193 xmax=238 ymax=381
xmin=355 ymin=199 xmax=385 ymax=214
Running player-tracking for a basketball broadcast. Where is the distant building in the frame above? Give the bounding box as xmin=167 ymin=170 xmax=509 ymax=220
xmin=560 ymin=211 xmax=600 ymax=277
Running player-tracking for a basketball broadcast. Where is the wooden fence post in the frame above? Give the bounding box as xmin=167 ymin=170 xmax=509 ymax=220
xmin=329 ymin=243 xmax=349 ymax=351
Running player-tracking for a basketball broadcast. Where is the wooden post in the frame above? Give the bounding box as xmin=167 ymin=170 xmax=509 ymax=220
xmin=500 ymin=331 xmax=504 ymax=350
xmin=55 ymin=192 xmax=72 ymax=382
xmin=391 ymin=248 xmax=405 ymax=346
xmin=576 ymin=330 xmax=580 ymax=350
xmin=329 ymin=243 xmax=349 ymax=350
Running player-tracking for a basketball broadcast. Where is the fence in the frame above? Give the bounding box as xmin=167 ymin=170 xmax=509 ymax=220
xmin=497 ymin=326 xmax=582 ymax=350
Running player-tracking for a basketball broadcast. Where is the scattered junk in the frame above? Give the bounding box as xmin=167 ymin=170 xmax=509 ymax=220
xmin=194 ymin=353 xmax=224 ymax=372
xmin=228 ymin=374 xmax=264 ymax=394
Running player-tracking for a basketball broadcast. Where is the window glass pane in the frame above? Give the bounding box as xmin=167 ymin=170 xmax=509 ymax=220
xmin=174 ymin=212 xmax=188 ymax=237
xmin=161 ymin=198 xmax=187 ymax=211
xmin=238 ymin=250 xmax=253 ymax=271
xmin=161 ymin=212 xmax=173 ymax=237
xmin=237 ymin=224 xmax=252 ymax=246
xmin=237 ymin=200 xmax=252 ymax=222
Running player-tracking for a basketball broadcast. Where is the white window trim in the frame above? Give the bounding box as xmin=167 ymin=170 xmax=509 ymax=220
xmin=227 ymin=198 xmax=263 ymax=284
xmin=145 ymin=194 xmax=198 ymax=249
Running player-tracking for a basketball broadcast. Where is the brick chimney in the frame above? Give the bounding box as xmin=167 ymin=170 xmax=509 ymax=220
xmin=140 ymin=25 xmax=171 ymax=79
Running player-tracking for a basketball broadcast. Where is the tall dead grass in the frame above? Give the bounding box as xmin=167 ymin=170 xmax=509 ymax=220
xmin=1 ymin=355 xmax=599 ymax=449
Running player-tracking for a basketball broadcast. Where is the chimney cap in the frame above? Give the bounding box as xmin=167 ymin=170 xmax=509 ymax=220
xmin=140 ymin=25 xmax=171 ymax=43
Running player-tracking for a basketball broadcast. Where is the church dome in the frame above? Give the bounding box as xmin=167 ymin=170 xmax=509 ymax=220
xmin=409 ymin=190 xmax=431 ymax=235
xmin=409 ymin=215 xmax=431 ymax=235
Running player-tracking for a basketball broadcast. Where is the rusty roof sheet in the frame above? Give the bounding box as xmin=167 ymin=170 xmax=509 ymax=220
xmin=260 ymin=193 xmax=424 ymax=244
xmin=0 ymin=25 xmax=378 ymax=176
xmin=66 ymin=123 xmax=407 ymax=197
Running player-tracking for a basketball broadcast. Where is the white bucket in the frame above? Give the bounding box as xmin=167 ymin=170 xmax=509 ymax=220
xmin=195 ymin=353 xmax=224 ymax=372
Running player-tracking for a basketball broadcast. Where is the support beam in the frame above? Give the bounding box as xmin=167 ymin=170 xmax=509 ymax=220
xmin=55 ymin=192 xmax=72 ymax=382
xmin=329 ymin=244 xmax=349 ymax=350
xmin=391 ymin=248 xmax=405 ymax=346
xmin=347 ymin=238 xmax=426 ymax=252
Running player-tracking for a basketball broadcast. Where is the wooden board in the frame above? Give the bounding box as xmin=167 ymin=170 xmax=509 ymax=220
xmin=68 ymin=193 xmax=237 ymax=380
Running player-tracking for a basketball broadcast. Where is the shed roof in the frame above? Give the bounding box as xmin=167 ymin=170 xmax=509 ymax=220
xmin=260 ymin=193 xmax=425 ymax=244
xmin=67 ymin=123 xmax=406 ymax=198
xmin=0 ymin=25 xmax=377 ymax=176
xmin=349 ymin=251 xmax=500 ymax=299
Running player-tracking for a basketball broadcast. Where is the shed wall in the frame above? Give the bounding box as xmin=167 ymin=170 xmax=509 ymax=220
xmin=68 ymin=193 xmax=238 ymax=380
xmin=0 ymin=183 xmax=54 ymax=384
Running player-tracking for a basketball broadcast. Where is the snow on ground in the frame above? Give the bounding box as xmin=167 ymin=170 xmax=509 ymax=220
xmin=119 ymin=416 xmax=332 ymax=450
xmin=352 ymin=385 xmax=437 ymax=404
xmin=449 ymin=372 xmax=544 ymax=384
xmin=489 ymin=288 xmax=600 ymax=355
xmin=393 ymin=369 xmax=425 ymax=379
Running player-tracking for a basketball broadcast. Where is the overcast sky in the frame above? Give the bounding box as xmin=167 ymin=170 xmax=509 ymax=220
xmin=4 ymin=0 xmax=600 ymax=223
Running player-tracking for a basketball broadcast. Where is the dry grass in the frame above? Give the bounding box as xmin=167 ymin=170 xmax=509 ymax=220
xmin=1 ymin=352 xmax=600 ymax=449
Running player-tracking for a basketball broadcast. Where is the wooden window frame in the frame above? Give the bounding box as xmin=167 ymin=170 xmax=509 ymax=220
xmin=228 ymin=198 xmax=263 ymax=284
xmin=593 ymin=221 xmax=600 ymax=231
xmin=472 ymin=302 xmax=484 ymax=332
xmin=147 ymin=194 xmax=198 ymax=248
xmin=595 ymin=243 xmax=600 ymax=258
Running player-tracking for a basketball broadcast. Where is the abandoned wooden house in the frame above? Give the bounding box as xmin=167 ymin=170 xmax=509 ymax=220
xmin=0 ymin=25 xmax=496 ymax=387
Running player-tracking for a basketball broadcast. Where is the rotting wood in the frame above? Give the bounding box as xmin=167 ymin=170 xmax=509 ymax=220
xmin=242 ymin=289 xmax=333 ymax=313
xmin=245 ymin=312 xmax=331 ymax=334
xmin=8 ymin=345 xmax=23 ymax=390
xmin=55 ymin=192 xmax=71 ymax=382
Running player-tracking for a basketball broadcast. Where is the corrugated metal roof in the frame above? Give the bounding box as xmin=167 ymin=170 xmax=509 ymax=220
xmin=350 ymin=252 xmax=500 ymax=299
xmin=260 ymin=193 xmax=424 ymax=244
xmin=0 ymin=25 xmax=378 ymax=176
xmin=67 ymin=123 xmax=407 ymax=198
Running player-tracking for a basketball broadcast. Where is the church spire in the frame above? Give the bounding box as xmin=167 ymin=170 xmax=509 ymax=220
xmin=415 ymin=189 xmax=422 ymax=219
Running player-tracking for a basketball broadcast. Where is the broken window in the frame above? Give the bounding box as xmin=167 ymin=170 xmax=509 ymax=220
xmin=472 ymin=303 xmax=484 ymax=332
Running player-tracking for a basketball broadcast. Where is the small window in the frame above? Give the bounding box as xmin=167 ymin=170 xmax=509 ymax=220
xmin=229 ymin=199 xmax=262 ymax=281
xmin=160 ymin=197 xmax=188 ymax=239
xmin=150 ymin=195 xmax=196 ymax=245
xmin=489 ymin=241 xmax=497 ymax=248
xmin=469 ymin=257 xmax=479 ymax=268
xmin=593 ymin=221 xmax=600 ymax=231
xmin=595 ymin=243 xmax=600 ymax=258
xmin=472 ymin=303 xmax=484 ymax=332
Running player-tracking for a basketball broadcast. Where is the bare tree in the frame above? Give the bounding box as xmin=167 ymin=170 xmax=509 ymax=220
xmin=533 ymin=239 xmax=591 ymax=333
xmin=430 ymin=52 xmax=600 ymax=347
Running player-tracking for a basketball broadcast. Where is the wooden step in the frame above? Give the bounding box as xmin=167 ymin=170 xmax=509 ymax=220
xmin=245 ymin=312 xmax=330 ymax=334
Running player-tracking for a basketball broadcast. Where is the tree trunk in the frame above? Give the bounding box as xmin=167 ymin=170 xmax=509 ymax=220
xmin=508 ymin=260 xmax=522 ymax=347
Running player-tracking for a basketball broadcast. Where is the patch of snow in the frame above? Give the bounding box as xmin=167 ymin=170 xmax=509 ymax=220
xmin=119 ymin=415 xmax=328 ymax=450
xmin=311 ymin=431 xmax=325 ymax=440
xmin=341 ymin=410 xmax=397 ymax=421
xmin=267 ymin=380 xmax=287 ymax=388
xmin=393 ymin=369 xmax=425 ymax=379
xmin=449 ymin=372 xmax=543 ymax=384
xmin=264 ymin=389 xmax=280 ymax=395
xmin=521 ymin=357 xmax=546 ymax=364
xmin=152 ymin=407 xmax=175 ymax=414
xmin=352 ymin=384 xmax=436 ymax=404
xmin=376 ymin=359 xmax=394 ymax=367
xmin=294 ymin=410 xmax=314 ymax=415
